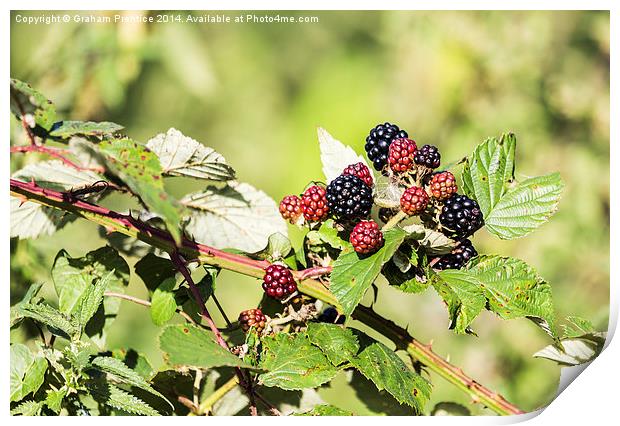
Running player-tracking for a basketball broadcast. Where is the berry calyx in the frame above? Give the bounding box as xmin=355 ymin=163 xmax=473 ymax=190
xmin=439 ymin=194 xmax=484 ymax=240
xmin=388 ymin=138 xmax=417 ymax=173
xmin=238 ymin=308 xmax=267 ymax=334
xmin=342 ymin=162 xmax=374 ymax=187
xmin=414 ymin=145 xmax=441 ymax=169
xmin=301 ymin=185 xmax=329 ymax=222
xmin=349 ymin=220 xmax=384 ymax=255
xmin=279 ymin=195 xmax=302 ymax=224
xmin=326 ymin=174 xmax=373 ymax=219
xmin=262 ymin=264 xmax=297 ymax=300
xmin=365 ymin=122 xmax=409 ymax=171
xmin=434 ymin=239 xmax=478 ymax=270
xmin=429 ymin=171 xmax=458 ymax=201
xmin=400 ymin=186 xmax=429 ymax=216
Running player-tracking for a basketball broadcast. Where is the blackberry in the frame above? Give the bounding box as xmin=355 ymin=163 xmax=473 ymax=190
xmin=239 ymin=308 xmax=267 ymax=334
xmin=262 ymin=264 xmax=297 ymax=300
xmin=429 ymin=171 xmax=458 ymax=201
xmin=400 ymin=186 xmax=429 ymax=216
xmin=439 ymin=194 xmax=484 ymax=240
xmin=365 ymin=122 xmax=409 ymax=171
xmin=342 ymin=162 xmax=374 ymax=187
xmin=434 ymin=239 xmax=478 ymax=270
xmin=301 ymin=185 xmax=329 ymax=222
xmin=279 ymin=195 xmax=302 ymax=224
xmin=349 ymin=220 xmax=384 ymax=255
xmin=378 ymin=207 xmax=399 ymax=223
xmin=326 ymin=175 xmax=373 ymax=219
xmin=318 ymin=307 xmax=345 ymax=324
xmin=414 ymin=145 xmax=441 ymax=169
xmin=388 ymin=138 xmax=417 ymax=173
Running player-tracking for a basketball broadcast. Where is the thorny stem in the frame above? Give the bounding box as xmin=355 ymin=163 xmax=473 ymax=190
xmin=10 ymin=178 xmax=524 ymax=416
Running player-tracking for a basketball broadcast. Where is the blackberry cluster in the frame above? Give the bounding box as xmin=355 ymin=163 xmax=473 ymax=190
xmin=414 ymin=145 xmax=441 ymax=169
xmin=349 ymin=220 xmax=384 ymax=255
xmin=439 ymin=194 xmax=484 ymax=240
xmin=342 ymin=162 xmax=374 ymax=187
xmin=238 ymin=308 xmax=267 ymax=334
xmin=300 ymin=185 xmax=329 ymax=222
xmin=365 ymin=122 xmax=409 ymax=171
xmin=326 ymin=174 xmax=373 ymax=219
xmin=434 ymin=239 xmax=478 ymax=270
xmin=262 ymin=264 xmax=297 ymax=300
xmin=279 ymin=195 xmax=302 ymax=224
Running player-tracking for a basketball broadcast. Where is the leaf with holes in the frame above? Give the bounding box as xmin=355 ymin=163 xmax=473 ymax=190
xmin=10 ymin=78 xmax=57 ymax=130
xmin=330 ymin=228 xmax=407 ymax=316
xmin=98 ymin=138 xmax=184 ymax=243
xmin=146 ymin=128 xmax=235 ymax=181
xmin=318 ymin=127 xmax=369 ymax=184
xmin=259 ymin=333 xmax=338 ymax=390
xmin=181 ymin=182 xmax=287 ymax=253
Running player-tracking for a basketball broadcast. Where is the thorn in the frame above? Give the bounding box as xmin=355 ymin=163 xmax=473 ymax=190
xmin=104 ymin=226 xmax=115 ymax=235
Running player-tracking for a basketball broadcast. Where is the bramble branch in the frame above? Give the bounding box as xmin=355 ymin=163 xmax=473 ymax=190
xmin=10 ymin=177 xmax=524 ymax=416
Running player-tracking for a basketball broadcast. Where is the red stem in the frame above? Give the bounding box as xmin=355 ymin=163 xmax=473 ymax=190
xmin=11 ymin=145 xmax=104 ymax=173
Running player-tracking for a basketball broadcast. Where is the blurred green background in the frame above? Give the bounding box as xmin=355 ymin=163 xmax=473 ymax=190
xmin=10 ymin=10 xmax=609 ymax=414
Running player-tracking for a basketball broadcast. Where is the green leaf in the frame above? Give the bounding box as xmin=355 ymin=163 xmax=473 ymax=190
xmin=98 ymin=138 xmax=184 ymax=243
xmin=307 ymin=219 xmax=348 ymax=250
xmin=431 ymin=269 xmax=487 ymax=334
xmin=10 ymin=344 xmax=48 ymax=402
xmin=146 ymin=128 xmax=235 ymax=181
xmin=464 ymin=255 xmax=557 ymax=338
xmin=181 ymin=182 xmax=287 ymax=253
xmin=264 ymin=232 xmax=293 ymax=259
xmin=402 ymin=224 xmax=456 ymax=255
xmin=330 ymin=228 xmax=407 ymax=315
xmin=462 ymin=134 xmax=564 ymax=239
xmin=11 ymin=161 xmax=104 ymax=239
xmin=48 ymin=120 xmax=124 ymax=138
xmin=159 ymin=324 xmax=252 ymax=369
xmin=134 ymin=253 xmax=176 ymax=293
xmin=318 ymin=127 xmax=370 ymax=184
xmin=90 ymin=356 xmax=172 ymax=408
xmin=351 ymin=339 xmax=431 ymax=413
xmin=306 ymin=323 xmax=359 ymax=366
xmin=150 ymin=277 xmax=177 ymax=326
xmin=10 ymin=78 xmax=56 ymax=130
xmin=563 ymin=316 xmax=595 ymax=338
xmin=259 ymin=333 xmax=338 ymax=390
xmin=75 ymin=270 xmax=114 ymax=328
xmin=18 ymin=303 xmax=79 ymax=339
xmin=45 ymin=388 xmax=67 ymax=414
xmin=111 ymin=349 xmax=154 ymax=380
xmin=10 ymin=400 xmax=43 ymax=416
xmin=296 ymin=404 xmax=353 ymax=416
xmin=11 ymin=282 xmax=43 ymax=328
xmin=87 ymin=381 xmax=159 ymax=416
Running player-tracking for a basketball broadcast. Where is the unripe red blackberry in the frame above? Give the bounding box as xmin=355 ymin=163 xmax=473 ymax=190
xmin=414 ymin=145 xmax=441 ymax=169
xmin=262 ymin=264 xmax=297 ymax=300
xmin=429 ymin=171 xmax=457 ymax=201
xmin=349 ymin=220 xmax=384 ymax=255
xmin=388 ymin=138 xmax=417 ymax=173
xmin=342 ymin=162 xmax=374 ymax=187
xmin=279 ymin=195 xmax=302 ymax=224
xmin=434 ymin=239 xmax=478 ymax=270
xmin=400 ymin=186 xmax=429 ymax=216
xmin=301 ymin=185 xmax=329 ymax=222
xmin=238 ymin=308 xmax=267 ymax=334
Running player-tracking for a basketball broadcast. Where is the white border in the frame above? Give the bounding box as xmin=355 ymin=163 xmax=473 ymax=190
xmin=3 ymin=1 xmax=617 ymax=424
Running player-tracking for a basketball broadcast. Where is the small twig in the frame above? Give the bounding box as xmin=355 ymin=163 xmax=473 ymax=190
xmin=197 ymin=375 xmax=240 ymax=415
xmin=11 ymin=145 xmax=104 ymax=173
xmin=211 ymin=294 xmax=232 ymax=327
xmin=177 ymin=395 xmax=198 ymax=413
xmin=381 ymin=210 xmax=408 ymax=231
xmin=294 ymin=266 xmax=332 ymax=280
xmin=193 ymin=369 xmax=203 ymax=408
xmin=254 ymin=392 xmax=282 ymax=416
xmin=103 ymin=291 xmax=200 ymax=327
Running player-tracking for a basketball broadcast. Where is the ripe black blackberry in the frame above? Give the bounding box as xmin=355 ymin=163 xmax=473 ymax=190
xmin=279 ymin=195 xmax=302 ymax=224
xmin=342 ymin=162 xmax=374 ymax=187
xmin=439 ymin=194 xmax=484 ymax=240
xmin=349 ymin=220 xmax=384 ymax=255
xmin=326 ymin=175 xmax=373 ymax=219
xmin=262 ymin=264 xmax=297 ymax=300
xmin=318 ymin=307 xmax=345 ymax=324
xmin=414 ymin=145 xmax=441 ymax=169
xmin=301 ymin=185 xmax=329 ymax=222
xmin=238 ymin=308 xmax=267 ymax=334
xmin=434 ymin=239 xmax=478 ymax=270
xmin=365 ymin=122 xmax=409 ymax=171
